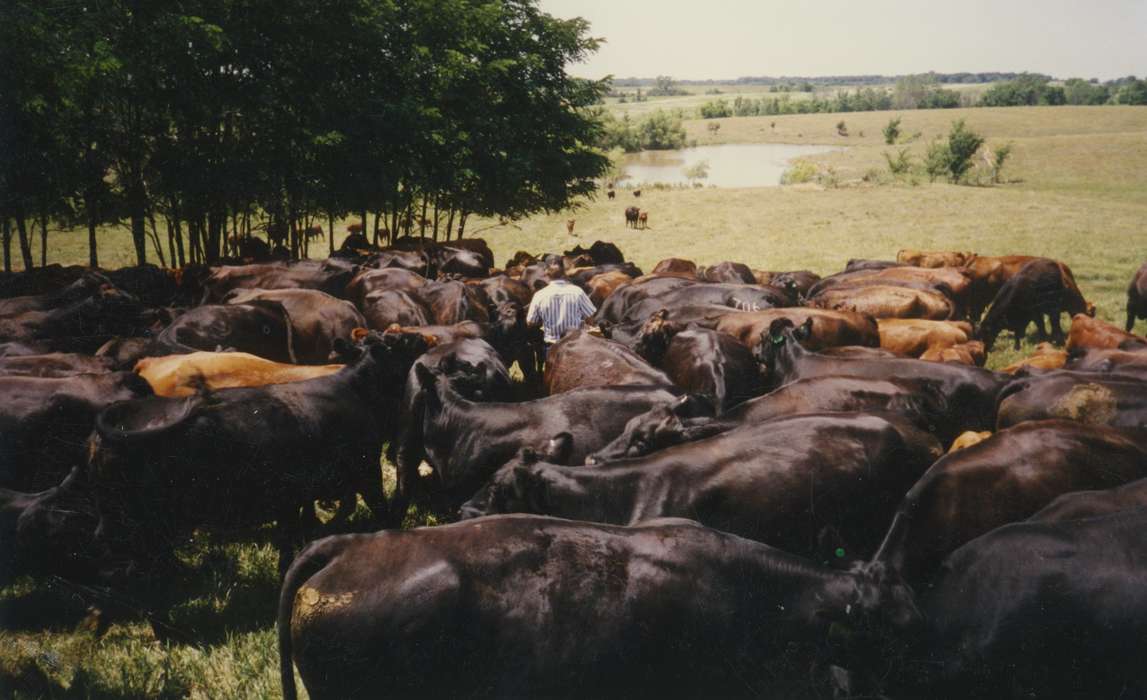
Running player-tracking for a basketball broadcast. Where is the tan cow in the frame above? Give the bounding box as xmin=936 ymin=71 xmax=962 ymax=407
xmin=586 ymin=271 xmax=634 ymax=307
xmin=920 ymin=340 xmax=986 ymax=366
xmin=1001 ymin=342 xmax=1069 ymax=374
xmin=715 ymin=308 xmax=879 ymax=351
xmin=896 ymin=249 xmax=975 ymax=268
xmin=811 ymin=285 xmax=954 ymax=320
xmin=877 ymin=318 xmax=974 ymax=357
xmin=136 ymin=352 xmax=343 ymax=398
xmin=948 ymin=430 xmax=992 ymax=452
xmin=1067 ymin=314 xmax=1147 ymax=352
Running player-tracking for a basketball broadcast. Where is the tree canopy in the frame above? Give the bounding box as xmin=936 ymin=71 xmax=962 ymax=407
xmin=0 ymin=0 xmax=609 ymax=268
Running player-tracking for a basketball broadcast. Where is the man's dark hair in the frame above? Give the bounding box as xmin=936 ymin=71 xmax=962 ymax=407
xmin=546 ymin=262 xmax=566 ymax=280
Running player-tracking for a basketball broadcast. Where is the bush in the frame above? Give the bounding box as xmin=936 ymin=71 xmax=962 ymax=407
xmin=990 ymin=143 xmax=1013 ymax=183
xmin=883 ymin=117 xmax=902 ymax=144
xmin=924 ymin=139 xmax=950 ymax=182
xmin=884 ymin=147 xmax=913 ymax=175
xmin=946 ymin=119 xmax=985 ymax=183
xmin=836 ymin=120 xmax=848 ymax=137
xmin=598 ymin=110 xmax=687 ymax=152
xmin=699 ymin=99 xmax=732 ymax=119
xmin=781 ymin=160 xmax=818 ymax=185
xmin=682 ymin=160 xmax=710 ymax=181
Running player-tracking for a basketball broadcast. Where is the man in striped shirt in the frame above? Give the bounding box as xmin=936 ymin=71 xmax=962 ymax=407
xmin=526 ymin=263 xmax=597 ymax=353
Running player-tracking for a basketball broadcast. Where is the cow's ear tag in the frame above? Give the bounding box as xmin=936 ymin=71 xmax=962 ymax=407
xmin=771 ymin=334 xmax=785 ymax=346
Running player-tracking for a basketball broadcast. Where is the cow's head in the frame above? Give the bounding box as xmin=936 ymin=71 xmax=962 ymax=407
xmin=585 ymin=395 xmax=714 ymax=464
xmin=632 ymin=309 xmax=686 ymax=364
xmin=754 ymin=317 xmax=811 ymax=370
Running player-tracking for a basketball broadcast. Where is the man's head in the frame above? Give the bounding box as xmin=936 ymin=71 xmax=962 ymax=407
xmin=546 ymin=262 xmax=566 ymax=281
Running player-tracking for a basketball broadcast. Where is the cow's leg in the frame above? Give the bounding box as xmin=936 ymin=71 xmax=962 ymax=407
xmin=1128 ymin=298 xmax=1137 ymax=332
xmin=276 ymin=507 xmax=302 ymax=580
xmin=357 ymin=457 xmax=389 ymax=527
xmin=1050 ymin=312 xmax=1065 ymax=343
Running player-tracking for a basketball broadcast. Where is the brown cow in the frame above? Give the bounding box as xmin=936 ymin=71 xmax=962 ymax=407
xmin=1067 ymin=314 xmax=1147 ymax=352
xmin=961 ymin=254 xmax=1044 ymax=321
xmin=714 ymin=308 xmax=880 ymax=351
xmin=651 ymin=258 xmax=698 ymax=277
xmin=877 ymin=318 xmax=974 ymax=357
xmin=920 ymin=340 xmax=986 ymax=366
xmin=585 ymin=271 xmax=633 ymax=307
xmin=624 ymin=207 xmax=640 ymax=229
xmin=811 ymin=285 xmax=954 ymax=320
xmin=543 ymin=329 xmax=670 ymax=395
xmin=606 ymin=189 xmax=615 ymax=200
xmin=633 ymin=189 xmax=641 ymax=198
xmin=566 ymin=219 xmax=576 ymax=236
xmin=896 ymin=249 xmax=975 ymax=268
xmin=638 ymin=212 xmax=648 ymax=229
xmin=1002 ymin=342 xmax=1068 ymax=374
xmin=135 ymin=352 xmax=344 ymax=398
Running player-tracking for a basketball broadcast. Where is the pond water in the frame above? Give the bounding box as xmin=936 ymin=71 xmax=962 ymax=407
xmin=619 ymin=143 xmax=840 ymax=188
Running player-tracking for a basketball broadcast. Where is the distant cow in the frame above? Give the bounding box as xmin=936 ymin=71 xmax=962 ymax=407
xmin=638 ymin=211 xmax=648 ymax=229
xmin=1128 ymin=261 xmax=1147 ymax=331
xmin=606 ymin=189 xmax=615 ymax=200
xmin=633 ymin=189 xmax=641 ymax=198
xmin=624 ymin=206 xmax=640 ymax=229
xmin=566 ymin=219 xmax=576 ymax=236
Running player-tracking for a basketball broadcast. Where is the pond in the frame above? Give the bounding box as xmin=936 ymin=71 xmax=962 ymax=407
xmin=619 ymin=143 xmax=840 ymax=188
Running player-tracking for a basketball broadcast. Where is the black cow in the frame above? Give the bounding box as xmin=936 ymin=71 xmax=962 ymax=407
xmin=0 ymin=285 xmax=158 ymax=354
xmin=1032 ymin=476 xmax=1147 ymax=522
xmin=361 ymin=290 xmax=432 ymax=330
xmin=0 ymin=372 xmax=153 ymax=491
xmin=200 ymin=260 xmax=356 ymax=303
xmin=563 ymin=241 xmax=625 ymax=265
xmin=591 ymin=275 xmax=697 ymax=325
xmin=88 ymin=332 xmax=431 ymax=576
xmin=917 ymin=508 xmax=1147 ymax=698
xmin=632 ymin=314 xmax=762 ymax=412
xmin=224 ymin=288 xmax=366 ymax=364
xmin=588 ymin=376 xmax=950 ymax=463
xmin=699 ymin=261 xmax=756 ymax=284
xmin=278 ymin=515 xmax=921 ymax=700
xmin=978 ymin=258 xmax=1094 ymax=350
xmin=996 ymin=371 xmax=1147 ymax=429
xmin=1128 ymin=261 xmax=1147 ymax=331
xmin=345 ymin=268 xmax=427 ymax=309
xmin=410 ymin=361 xmax=683 ymax=514
xmin=1067 ymin=347 xmax=1147 ymax=379
xmin=866 ymin=420 xmax=1147 ymax=589
xmin=757 ymin=318 xmax=1004 ymax=431
xmin=471 ymin=412 xmax=942 ymax=560
xmin=414 ymin=280 xmax=490 ymax=326
xmin=153 ymin=301 xmax=298 ymax=363
xmin=0 ymin=271 xmax=112 ymax=318
xmin=624 ymin=206 xmax=640 ymax=228
xmin=0 ymin=466 xmax=99 ymax=584
xmin=0 ymin=353 xmax=115 ymax=377
xmin=619 ymin=283 xmax=792 ymax=325
xmin=543 ymin=329 xmax=671 ymax=394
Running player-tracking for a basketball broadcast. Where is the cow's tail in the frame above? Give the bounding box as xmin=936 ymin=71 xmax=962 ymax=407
xmin=278 ymin=536 xmax=344 ymax=700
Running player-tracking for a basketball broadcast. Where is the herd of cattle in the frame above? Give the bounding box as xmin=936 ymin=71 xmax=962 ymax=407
xmin=2 ymin=234 xmax=1147 ymax=698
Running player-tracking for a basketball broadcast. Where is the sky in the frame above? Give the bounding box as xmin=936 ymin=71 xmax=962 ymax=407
xmin=538 ymin=0 xmax=1147 ymax=81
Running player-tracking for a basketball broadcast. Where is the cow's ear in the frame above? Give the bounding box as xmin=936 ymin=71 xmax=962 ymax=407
xmin=384 ymin=323 xmax=402 ymax=334
xmin=352 ymin=327 xmax=370 ymax=342
xmin=796 ymin=317 xmax=814 ymax=341
xmin=541 ymin=433 xmax=573 ymax=464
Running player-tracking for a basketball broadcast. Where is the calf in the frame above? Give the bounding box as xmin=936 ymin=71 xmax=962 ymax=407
xmin=279 ymin=515 xmax=921 ymax=700
xmin=1127 ymin=261 xmax=1147 ymax=331
xmin=0 ymin=372 xmax=153 ymax=490
xmin=978 ymin=258 xmax=1094 ymax=350
xmin=472 ymin=413 xmax=940 ymax=560
xmin=588 ymin=376 xmax=952 ymax=463
xmin=409 ymin=362 xmax=680 ymax=512
xmin=757 ymin=318 xmax=1004 ymax=431
xmin=135 ymin=352 xmax=344 ymax=397
xmin=866 ymin=420 xmax=1147 ymax=588
xmin=996 ymin=371 xmax=1147 ymax=429
xmin=917 ymin=509 xmax=1147 ymax=698
xmin=88 ymin=333 xmax=431 ymax=576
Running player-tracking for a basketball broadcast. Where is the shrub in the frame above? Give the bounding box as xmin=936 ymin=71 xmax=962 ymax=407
xmin=883 ymin=117 xmax=902 ymax=145
xmin=699 ymin=99 xmax=732 ymax=119
xmin=836 ymin=120 xmax=848 ymax=136
xmin=924 ymin=139 xmax=950 ymax=182
xmin=781 ymin=160 xmax=818 ymax=185
xmin=946 ymin=119 xmax=985 ymax=183
xmin=990 ymin=143 xmax=1013 ymax=183
xmin=884 ymin=147 xmax=913 ymax=175
xmin=682 ymin=160 xmax=710 ymax=181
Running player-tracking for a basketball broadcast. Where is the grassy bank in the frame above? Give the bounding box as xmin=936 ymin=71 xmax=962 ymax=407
xmin=2 ymin=104 xmax=1146 ymax=698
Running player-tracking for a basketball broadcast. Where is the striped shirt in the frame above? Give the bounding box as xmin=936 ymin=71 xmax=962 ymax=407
xmin=526 ymin=279 xmax=597 ymax=344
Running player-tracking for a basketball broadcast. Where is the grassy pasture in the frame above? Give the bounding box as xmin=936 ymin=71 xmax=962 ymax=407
xmin=3 ymin=104 xmax=1147 ymax=698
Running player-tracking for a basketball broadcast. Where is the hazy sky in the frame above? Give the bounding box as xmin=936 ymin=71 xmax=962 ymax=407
xmin=539 ymin=0 xmax=1147 ymax=81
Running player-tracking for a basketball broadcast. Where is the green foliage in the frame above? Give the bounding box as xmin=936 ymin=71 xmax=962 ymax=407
xmin=1063 ymin=78 xmax=1111 ymax=105
xmin=946 ymin=119 xmax=985 ymax=183
xmin=893 ymin=74 xmax=961 ymax=110
xmin=598 ymin=110 xmax=687 ymax=152
xmin=682 ymin=160 xmax=710 ymax=181
xmin=884 ymin=147 xmax=913 ymax=175
xmin=980 ymin=74 xmax=1066 ymax=106
xmin=781 ymin=160 xmax=818 ymax=185
xmin=1115 ymin=78 xmax=1147 ymax=105
xmin=699 ymin=99 xmax=732 ymax=119
xmin=883 ymin=117 xmax=902 ymax=144
xmin=991 ymin=143 xmax=1014 ymax=183
xmin=0 ymin=0 xmax=609 ymax=269
xmin=923 ymin=140 xmax=951 ymax=182
xmin=648 ymin=75 xmax=688 ymax=97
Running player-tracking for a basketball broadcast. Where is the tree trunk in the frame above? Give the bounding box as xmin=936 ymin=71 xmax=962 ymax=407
xmin=87 ymin=211 xmax=99 ymax=268
xmin=147 ymin=211 xmax=167 ymax=267
xmin=419 ymin=196 xmax=429 ymax=239
xmin=15 ymin=213 xmax=34 ymax=270
xmin=458 ymin=211 xmax=469 ymax=239
xmin=2 ymin=218 xmax=12 ymax=272
xmin=127 ymin=180 xmax=148 ymax=265
xmin=38 ymin=213 xmax=48 ymax=267
xmin=432 ymin=196 xmax=440 ymax=242
xmin=327 ymin=212 xmax=335 ymax=256
xmin=445 ymin=208 xmax=456 ymax=242
xmin=172 ymin=213 xmax=186 ymax=267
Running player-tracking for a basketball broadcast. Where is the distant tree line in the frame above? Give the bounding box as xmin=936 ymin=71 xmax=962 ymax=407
xmin=597 ymin=111 xmax=688 ymax=152
xmin=613 ymin=72 xmax=1050 ymax=88
xmin=698 ymin=73 xmax=1147 ymax=120
xmin=0 ymin=0 xmax=608 ymax=271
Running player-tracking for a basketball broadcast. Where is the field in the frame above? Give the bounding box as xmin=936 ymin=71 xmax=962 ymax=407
xmin=3 ymin=104 xmax=1147 ymax=698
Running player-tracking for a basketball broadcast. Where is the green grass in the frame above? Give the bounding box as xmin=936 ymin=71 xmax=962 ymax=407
xmin=3 ymin=104 xmax=1147 ymax=697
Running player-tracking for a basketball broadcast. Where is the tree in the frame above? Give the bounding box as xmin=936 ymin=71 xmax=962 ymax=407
xmin=1063 ymin=78 xmax=1110 ymax=105
xmin=945 ymin=119 xmax=984 ymax=183
xmin=1115 ymin=78 xmax=1147 ymax=105
xmin=924 ymin=140 xmax=950 ymax=183
xmin=682 ymin=160 xmax=709 ymax=183
xmin=883 ymin=117 xmax=902 ymax=144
